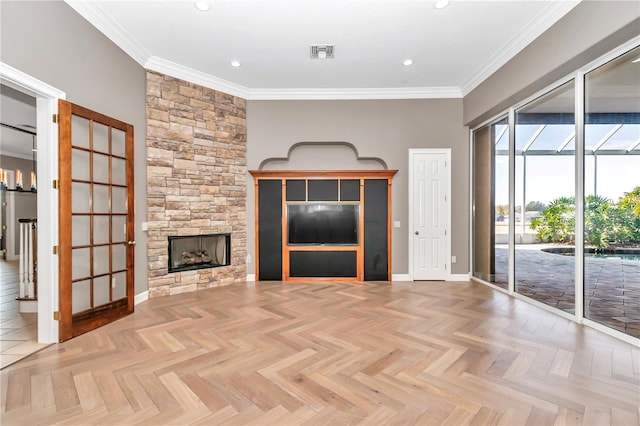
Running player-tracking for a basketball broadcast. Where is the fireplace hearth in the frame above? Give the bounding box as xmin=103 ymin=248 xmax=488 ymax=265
xmin=168 ymin=234 xmax=231 ymax=273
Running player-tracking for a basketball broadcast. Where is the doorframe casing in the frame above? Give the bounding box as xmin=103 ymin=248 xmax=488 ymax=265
xmin=408 ymin=148 xmax=452 ymax=281
xmin=1 ymin=62 xmax=66 ymax=343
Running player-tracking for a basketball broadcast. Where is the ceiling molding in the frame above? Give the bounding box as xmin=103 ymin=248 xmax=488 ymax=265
xmin=65 ymin=0 xmax=577 ymax=101
xmin=145 ymin=56 xmax=252 ymax=99
xmin=146 ymin=57 xmax=462 ymax=100
xmin=61 ymin=0 xmax=463 ymax=100
xmin=0 ymin=150 xmax=35 ymax=161
xmin=247 ymin=87 xmax=463 ymax=100
xmin=459 ymin=0 xmax=581 ymax=97
xmin=64 ymin=0 xmax=150 ymax=66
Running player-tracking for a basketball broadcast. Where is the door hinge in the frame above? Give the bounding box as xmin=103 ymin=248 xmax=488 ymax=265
xmin=445 ymin=264 xmax=447 ymax=270
xmin=444 ymin=229 xmax=447 ymax=236
xmin=53 ymin=311 xmax=60 ymax=321
xmin=53 ymin=245 xmax=59 ymax=255
xmin=445 ymin=160 xmax=447 ymax=167
xmin=53 ymin=179 xmax=59 ymax=189
xmin=52 ymin=114 xmax=59 ymax=123
xmin=444 ymin=195 xmax=447 ymax=201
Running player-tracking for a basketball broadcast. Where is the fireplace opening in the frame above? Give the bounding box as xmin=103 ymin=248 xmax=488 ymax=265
xmin=168 ymin=233 xmax=231 ymax=273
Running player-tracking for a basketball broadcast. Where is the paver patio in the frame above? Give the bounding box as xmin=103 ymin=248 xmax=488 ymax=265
xmin=491 ymin=245 xmax=639 ymax=338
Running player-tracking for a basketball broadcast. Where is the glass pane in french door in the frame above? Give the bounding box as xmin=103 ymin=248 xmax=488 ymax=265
xmin=70 ymin=117 xmax=129 ymax=314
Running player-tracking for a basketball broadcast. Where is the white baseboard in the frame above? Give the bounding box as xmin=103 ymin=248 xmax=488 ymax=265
xmin=19 ymin=300 xmax=38 ymax=313
xmin=391 ymin=274 xmax=412 ymax=281
xmin=243 ymin=273 xmax=468 ymax=282
xmin=134 ymin=290 xmax=149 ymax=305
xmin=447 ymin=273 xmax=470 ymax=281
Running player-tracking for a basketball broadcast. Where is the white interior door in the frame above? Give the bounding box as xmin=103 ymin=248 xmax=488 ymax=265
xmin=410 ymin=150 xmax=450 ymax=280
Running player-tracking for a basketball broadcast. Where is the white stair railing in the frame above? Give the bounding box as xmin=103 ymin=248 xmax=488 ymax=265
xmin=18 ymin=218 xmax=37 ymax=300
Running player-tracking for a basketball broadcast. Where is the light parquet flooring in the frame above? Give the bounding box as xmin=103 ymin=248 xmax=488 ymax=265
xmin=1 ymin=280 xmax=639 ymax=425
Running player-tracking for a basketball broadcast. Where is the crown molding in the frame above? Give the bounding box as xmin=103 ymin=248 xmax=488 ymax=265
xmin=64 ymin=0 xmax=150 ymax=66
xmin=0 ymin=150 xmax=35 ymax=161
xmin=146 ymin=57 xmax=462 ymax=100
xmin=65 ymin=0 xmax=574 ymax=101
xmin=63 ymin=0 xmax=462 ymax=100
xmin=460 ymin=0 xmax=581 ymax=96
xmin=145 ymin=56 xmax=252 ymax=99
xmin=247 ymin=86 xmax=462 ymax=100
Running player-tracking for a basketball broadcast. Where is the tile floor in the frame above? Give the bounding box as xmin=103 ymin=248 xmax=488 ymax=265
xmin=0 ymin=260 xmax=49 ymax=369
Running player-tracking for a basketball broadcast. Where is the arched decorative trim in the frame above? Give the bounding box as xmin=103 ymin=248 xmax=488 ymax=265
xmin=258 ymin=141 xmax=388 ymax=170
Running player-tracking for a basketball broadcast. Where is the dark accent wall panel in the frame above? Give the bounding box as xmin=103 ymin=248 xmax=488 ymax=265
xmin=289 ymin=251 xmax=357 ymax=277
xmin=308 ymin=180 xmax=338 ymax=201
xmin=258 ymin=180 xmax=282 ymax=280
xmin=286 ymin=179 xmax=306 ymax=201
xmin=364 ymin=179 xmax=388 ymax=280
xmin=340 ymin=179 xmax=360 ymax=201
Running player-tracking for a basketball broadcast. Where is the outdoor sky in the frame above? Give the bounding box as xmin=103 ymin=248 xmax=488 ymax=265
xmin=494 ymin=124 xmax=640 ymax=207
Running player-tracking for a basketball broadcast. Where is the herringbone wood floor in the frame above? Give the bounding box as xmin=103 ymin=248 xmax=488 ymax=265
xmin=1 ymin=280 xmax=639 ymax=425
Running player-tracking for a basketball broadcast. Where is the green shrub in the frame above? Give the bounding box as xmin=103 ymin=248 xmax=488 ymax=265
xmin=530 ymin=197 xmax=575 ymax=243
xmin=529 ymin=187 xmax=640 ymax=249
xmin=619 ymin=187 xmax=640 ymax=218
xmin=584 ymin=195 xmax=611 ymax=251
xmin=614 ymin=187 xmax=640 ymax=245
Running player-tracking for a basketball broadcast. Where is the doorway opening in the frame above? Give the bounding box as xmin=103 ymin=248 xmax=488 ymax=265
xmin=0 ymin=84 xmax=46 ymax=367
xmin=1 ymin=62 xmax=66 ymax=354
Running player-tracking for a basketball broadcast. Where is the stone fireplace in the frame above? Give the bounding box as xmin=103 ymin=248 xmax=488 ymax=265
xmin=168 ymin=234 xmax=231 ymax=273
xmin=146 ymin=71 xmax=247 ymax=298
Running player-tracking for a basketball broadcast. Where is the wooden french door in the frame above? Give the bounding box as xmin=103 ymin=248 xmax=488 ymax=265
xmin=58 ymin=100 xmax=135 ymax=342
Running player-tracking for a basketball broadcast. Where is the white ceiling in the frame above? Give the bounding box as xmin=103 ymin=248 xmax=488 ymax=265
xmin=0 ymin=85 xmax=37 ymax=161
xmin=12 ymin=0 xmax=638 ymax=159
xmin=65 ymin=0 xmax=581 ymax=99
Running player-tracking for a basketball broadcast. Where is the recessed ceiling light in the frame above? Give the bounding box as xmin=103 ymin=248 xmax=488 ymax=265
xmin=194 ymin=1 xmax=210 ymax=12
xmin=434 ymin=0 xmax=450 ymax=9
xmin=402 ymin=59 xmax=414 ymax=66
xmin=230 ymin=60 xmax=241 ymax=68
xmin=632 ymin=57 xmax=640 ymax=64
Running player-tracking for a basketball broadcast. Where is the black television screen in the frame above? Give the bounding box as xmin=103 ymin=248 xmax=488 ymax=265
xmin=288 ymin=204 xmax=359 ymax=245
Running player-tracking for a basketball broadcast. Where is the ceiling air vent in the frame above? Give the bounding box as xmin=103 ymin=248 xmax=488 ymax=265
xmin=310 ymin=45 xmax=335 ymax=59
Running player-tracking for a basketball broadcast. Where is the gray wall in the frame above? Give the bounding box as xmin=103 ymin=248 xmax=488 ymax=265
xmin=0 ymin=155 xmax=38 ymax=254
xmin=464 ymin=1 xmax=640 ymax=127
xmin=246 ymin=99 xmax=469 ymax=275
xmin=0 ymin=155 xmax=36 ymax=184
xmin=1 ymin=1 xmax=148 ymax=294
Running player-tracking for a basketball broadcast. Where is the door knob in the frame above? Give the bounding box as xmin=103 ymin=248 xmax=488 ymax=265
xmin=414 ymin=231 xmax=419 ymax=235
xmin=127 ymin=240 xmax=136 ymax=245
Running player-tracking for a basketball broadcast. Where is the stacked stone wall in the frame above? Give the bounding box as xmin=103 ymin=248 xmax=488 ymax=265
xmin=146 ymin=71 xmax=246 ymax=297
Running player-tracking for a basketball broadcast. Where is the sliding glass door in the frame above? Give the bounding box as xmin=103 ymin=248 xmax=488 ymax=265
xmin=472 ymin=43 xmax=639 ymax=340
xmin=583 ymin=47 xmax=640 ymax=337
xmin=472 ymin=117 xmax=508 ymax=289
xmin=514 ymin=81 xmax=575 ymax=314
